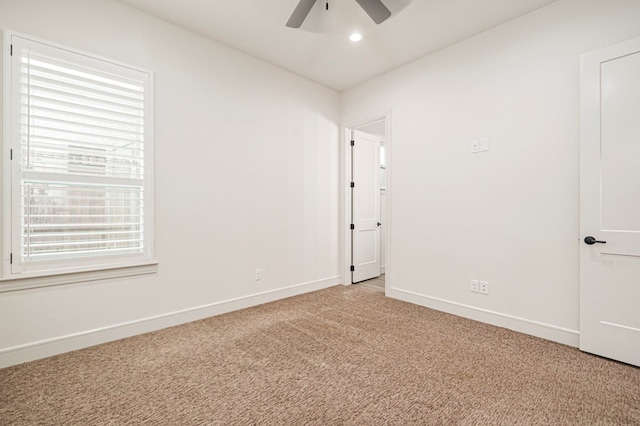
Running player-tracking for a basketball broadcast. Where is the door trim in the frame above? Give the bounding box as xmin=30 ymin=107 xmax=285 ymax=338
xmin=341 ymin=111 xmax=391 ymax=290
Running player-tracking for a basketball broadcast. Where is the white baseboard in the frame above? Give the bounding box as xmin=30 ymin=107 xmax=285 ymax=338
xmin=387 ymin=287 xmax=579 ymax=348
xmin=0 ymin=275 xmax=341 ymax=369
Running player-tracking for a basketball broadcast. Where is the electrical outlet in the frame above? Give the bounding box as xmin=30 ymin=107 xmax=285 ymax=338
xmin=479 ymin=281 xmax=489 ymax=295
xmin=255 ymin=269 xmax=262 ymax=281
xmin=470 ymin=279 xmax=479 ymax=293
xmin=471 ymin=140 xmax=480 ymax=154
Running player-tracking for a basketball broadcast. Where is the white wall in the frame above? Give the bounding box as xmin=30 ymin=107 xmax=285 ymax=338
xmin=341 ymin=0 xmax=640 ymax=345
xmin=0 ymin=0 xmax=340 ymax=367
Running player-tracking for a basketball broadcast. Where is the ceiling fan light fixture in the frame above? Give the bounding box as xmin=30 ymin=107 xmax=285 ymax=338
xmin=350 ymin=32 xmax=363 ymax=42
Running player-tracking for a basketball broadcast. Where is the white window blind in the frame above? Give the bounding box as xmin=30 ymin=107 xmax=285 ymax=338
xmin=9 ymin=35 xmax=154 ymax=276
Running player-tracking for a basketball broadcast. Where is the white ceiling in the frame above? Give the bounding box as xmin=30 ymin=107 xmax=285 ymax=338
xmin=116 ymin=0 xmax=558 ymax=92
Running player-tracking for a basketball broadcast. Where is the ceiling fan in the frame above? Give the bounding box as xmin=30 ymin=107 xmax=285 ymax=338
xmin=286 ymin=0 xmax=392 ymax=28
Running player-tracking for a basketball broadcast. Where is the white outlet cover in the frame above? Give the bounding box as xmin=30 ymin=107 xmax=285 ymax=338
xmin=480 ymin=280 xmax=489 ymax=294
xmin=471 ymin=140 xmax=480 ymax=154
xmin=470 ymin=279 xmax=479 ymax=293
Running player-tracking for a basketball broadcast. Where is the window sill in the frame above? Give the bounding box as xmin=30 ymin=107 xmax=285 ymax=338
xmin=0 ymin=262 xmax=158 ymax=293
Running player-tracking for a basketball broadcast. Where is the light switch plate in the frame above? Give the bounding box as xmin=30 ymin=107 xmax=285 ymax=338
xmin=480 ymin=138 xmax=490 ymax=152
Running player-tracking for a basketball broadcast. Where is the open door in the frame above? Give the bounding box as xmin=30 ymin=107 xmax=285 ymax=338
xmin=580 ymin=36 xmax=640 ymax=367
xmin=351 ymin=130 xmax=381 ymax=283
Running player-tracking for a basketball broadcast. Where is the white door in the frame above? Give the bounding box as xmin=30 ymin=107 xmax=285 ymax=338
xmin=351 ymin=130 xmax=381 ymax=283
xmin=580 ymin=36 xmax=640 ymax=367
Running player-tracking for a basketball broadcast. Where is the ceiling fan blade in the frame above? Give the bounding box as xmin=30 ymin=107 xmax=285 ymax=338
xmin=286 ymin=0 xmax=318 ymax=28
xmin=354 ymin=0 xmax=391 ymax=24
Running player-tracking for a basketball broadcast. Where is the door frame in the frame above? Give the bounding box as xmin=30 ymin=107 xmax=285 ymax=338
xmin=342 ymin=111 xmax=391 ymax=289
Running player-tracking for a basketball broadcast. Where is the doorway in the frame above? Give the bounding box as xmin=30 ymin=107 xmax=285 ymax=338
xmin=343 ymin=113 xmax=390 ymax=289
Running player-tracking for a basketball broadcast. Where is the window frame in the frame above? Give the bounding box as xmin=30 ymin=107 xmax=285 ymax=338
xmin=1 ymin=30 xmax=156 ymax=290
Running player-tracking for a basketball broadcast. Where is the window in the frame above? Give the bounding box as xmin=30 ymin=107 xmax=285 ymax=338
xmin=4 ymin=33 xmax=154 ymax=280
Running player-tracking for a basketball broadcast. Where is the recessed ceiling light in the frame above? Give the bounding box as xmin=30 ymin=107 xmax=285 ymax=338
xmin=350 ymin=33 xmax=362 ymax=42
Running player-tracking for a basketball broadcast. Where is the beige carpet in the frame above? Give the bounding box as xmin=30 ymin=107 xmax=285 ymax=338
xmin=1 ymin=285 xmax=639 ymax=425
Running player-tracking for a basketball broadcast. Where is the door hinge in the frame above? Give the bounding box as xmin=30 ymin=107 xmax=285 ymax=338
xmin=350 ymin=140 xmax=355 ymax=147
xmin=350 ymin=182 xmax=355 ymax=188
xmin=350 ymin=265 xmax=355 ymax=272
xmin=10 ymin=253 xmax=13 ymax=264
xmin=10 ymin=149 xmax=13 ymax=160
xmin=10 ymin=44 xmax=13 ymax=56
xmin=350 ymin=224 xmax=355 ymax=230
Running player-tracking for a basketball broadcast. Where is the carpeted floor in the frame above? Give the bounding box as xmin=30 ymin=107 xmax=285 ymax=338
xmin=1 ymin=285 xmax=639 ymax=425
